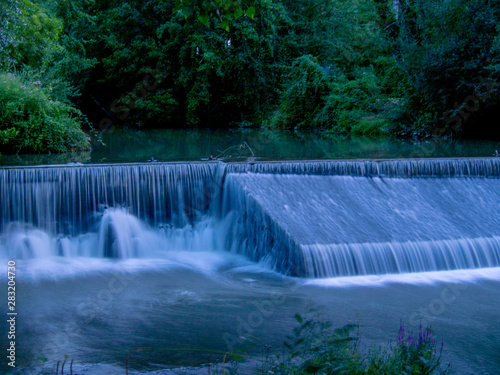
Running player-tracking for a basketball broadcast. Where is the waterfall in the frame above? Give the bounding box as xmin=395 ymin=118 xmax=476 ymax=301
xmin=0 ymin=163 xmax=218 ymax=235
xmin=219 ymin=158 xmax=500 ymax=277
xmin=1 ymin=158 xmax=499 ymax=278
xmin=224 ymin=158 xmax=500 ymax=178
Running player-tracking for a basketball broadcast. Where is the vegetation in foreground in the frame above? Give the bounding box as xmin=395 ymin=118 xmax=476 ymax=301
xmin=1 ymin=0 xmax=499 ymax=154
xmin=30 ymin=314 xmax=451 ymax=375
xmin=252 ymin=313 xmax=451 ymax=375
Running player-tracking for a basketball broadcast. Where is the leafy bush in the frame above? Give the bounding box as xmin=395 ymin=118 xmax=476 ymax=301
xmin=272 ymin=59 xmax=396 ymax=135
xmin=25 ymin=313 xmax=451 ymax=375
xmin=257 ymin=313 xmax=451 ymax=375
xmin=0 ymin=72 xmax=90 ymax=153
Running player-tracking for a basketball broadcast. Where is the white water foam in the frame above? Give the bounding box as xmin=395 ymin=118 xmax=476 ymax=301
xmin=304 ymin=267 xmax=500 ymax=287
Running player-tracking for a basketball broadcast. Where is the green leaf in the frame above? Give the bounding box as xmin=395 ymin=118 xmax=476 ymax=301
xmin=295 ymin=313 xmax=303 ymax=323
xmin=234 ymin=8 xmax=243 ymax=18
xmin=220 ymin=20 xmax=230 ymax=31
xmin=180 ymin=6 xmax=193 ymax=19
xmin=198 ymin=14 xmax=209 ymax=26
xmin=246 ymin=7 xmax=255 ymax=19
xmin=332 ymin=337 xmax=355 ymax=343
xmin=295 ymin=338 xmax=305 ymax=345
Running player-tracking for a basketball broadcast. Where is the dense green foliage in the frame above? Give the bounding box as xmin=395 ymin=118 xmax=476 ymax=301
xmin=0 ymin=0 xmax=94 ymax=154
xmin=390 ymin=0 xmax=500 ymax=138
xmin=1 ymin=0 xmax=499 ymax=154
xmin=0 ymin=71 xmax=89 ymax=153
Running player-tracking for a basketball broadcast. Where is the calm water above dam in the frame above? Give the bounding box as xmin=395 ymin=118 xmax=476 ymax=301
xmin=1 ymin=128 xmax=500 ymax=166
xmin=0 ymin=158 xmax=499 ymax=374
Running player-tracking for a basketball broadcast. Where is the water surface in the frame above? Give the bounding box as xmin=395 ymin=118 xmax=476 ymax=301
xmin=1 ymin=157 xmax=499 ymax=374
xmin=1 ymin=128 xmax=500 ymax=166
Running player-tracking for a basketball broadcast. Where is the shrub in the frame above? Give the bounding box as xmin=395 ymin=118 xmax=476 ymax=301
xmin=0 ymin=72 xmax=90 ymax=154
xmin=258 ymin=313 xmax=452 ymax=375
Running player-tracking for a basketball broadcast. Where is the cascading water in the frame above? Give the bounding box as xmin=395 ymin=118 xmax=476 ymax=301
xmin=0 ymin=163 xmax=221 ymax=262
xmin=221 ymin=172 xmax=500 ymax=277
xmin=0 ymin=163 xmax=217 ymax=235
xmin=1 ymin=158 xmax=499 ymax=278
xmin=2 ymin=158 xmax=500 ymax=375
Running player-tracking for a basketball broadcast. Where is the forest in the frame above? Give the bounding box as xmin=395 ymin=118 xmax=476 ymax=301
xmin=1 ymin=0 xmax=499 ymax=153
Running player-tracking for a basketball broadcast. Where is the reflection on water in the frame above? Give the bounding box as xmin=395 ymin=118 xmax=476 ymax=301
xmin=1 ymin=128 xmax=500 ymax=166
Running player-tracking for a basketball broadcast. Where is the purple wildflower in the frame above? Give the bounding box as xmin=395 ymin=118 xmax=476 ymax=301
xmin=397 ymin=323 xmax=406 ymax=344
xmin=408 ymin=334 xmax=415 ymax=346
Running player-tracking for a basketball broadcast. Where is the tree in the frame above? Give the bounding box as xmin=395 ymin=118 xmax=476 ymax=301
xmin=1 ymin=0 xmax=63 ymax=69
xmin=82 ymin=0 xmax=291 ymax=128
xmin=392 ymin=0 xmax=500 ymax=138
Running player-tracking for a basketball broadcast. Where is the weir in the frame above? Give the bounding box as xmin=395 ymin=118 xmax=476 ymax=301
xmin=1 ymin=158 xmax=499 ymax=277
xmin=0 ymin=163 xmax=218 ymax=235
xmin=222 ymin=173 xmax=500 ymax=277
